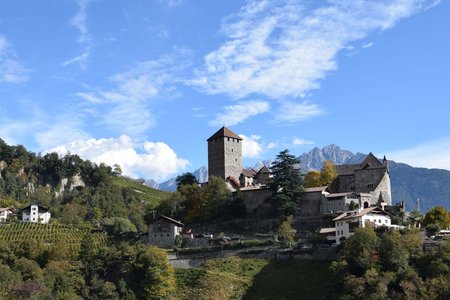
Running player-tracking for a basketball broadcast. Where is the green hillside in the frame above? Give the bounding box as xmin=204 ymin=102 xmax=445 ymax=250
xmin=0 ymin=222 xmax=107 ymax=253
xmin=175 ymin=257 xmax=336 ymax=300
xmin=111 ymin=176 xmax=169 ymax=206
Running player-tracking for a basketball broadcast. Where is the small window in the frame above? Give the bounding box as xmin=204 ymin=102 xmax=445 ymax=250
xmin=154 ymin=234 xmax=157 ymax=237
xmin=160 ymin=234 xmax=163 ymax=237
xmin=231 ymin=149 xmax=233 ymax=152
xmin=167 ymin=234 xmax=170 ymax=237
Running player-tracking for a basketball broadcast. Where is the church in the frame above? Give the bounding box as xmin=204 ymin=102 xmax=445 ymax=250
xmin=206 ymin=126 xmax=394 ymax=217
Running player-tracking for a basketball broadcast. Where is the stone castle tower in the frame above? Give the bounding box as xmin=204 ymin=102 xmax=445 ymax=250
xmin=207 ymin=126 xmax=243 ymax=181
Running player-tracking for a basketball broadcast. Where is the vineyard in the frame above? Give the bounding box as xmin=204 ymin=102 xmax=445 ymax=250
xmin=0 ymin=222 xmax=108 ymax=253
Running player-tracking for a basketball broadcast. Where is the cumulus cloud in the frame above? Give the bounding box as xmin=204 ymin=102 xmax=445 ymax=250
xmin=0 ymin=35 xmax=30 ymax=83
xmin=239 ymin=134 xmax=263 ymax=158
xmin=208 ymin=100 xmax=270 ymax=127
xmin=190 ymin=0 xmax=435 ymax=103
xmin=273 ymin=101 xmax=323 ymax=123
xmin=46 ymin=135 xmax=190 ymax=181
xmin=76 ymin=49 xmax=192 ymax=137
xmin=387 ymin=137 xmax=450 ymax=170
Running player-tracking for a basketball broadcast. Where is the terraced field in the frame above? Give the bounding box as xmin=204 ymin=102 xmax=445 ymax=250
xmin=0 ymin=222 xmax=108 ymax=253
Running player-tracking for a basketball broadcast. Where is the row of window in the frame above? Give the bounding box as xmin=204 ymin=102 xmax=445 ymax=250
xmin=336 ymin=230 xmax=344 ymax=236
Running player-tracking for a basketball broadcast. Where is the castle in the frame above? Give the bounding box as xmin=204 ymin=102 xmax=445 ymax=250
xmin=207 ymin=126 xmax=393 ymax=217
xmin=207 ymin=126 xmax=271 ymax=189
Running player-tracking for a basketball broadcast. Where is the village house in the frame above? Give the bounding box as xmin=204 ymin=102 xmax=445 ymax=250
xmin=333 ymin=206 xmax=395 ymax=245
xmin=0 ymin=207 xmax=13 ymax=222
xmin=148 ymin=215 xmax=184 ymax=248
xmin=21 ymin=204 xmax=51 ymax=224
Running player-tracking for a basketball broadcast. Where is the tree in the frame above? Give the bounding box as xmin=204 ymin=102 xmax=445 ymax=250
xmin=423 ymin=206 xmax=450 ymax=229
xmin=199 ymin=176 xmax=231 ymax=221
xmin=269 ymin=149 xmax=303 ymax=217
xmin=133 ymin=246 xmax=175 ymax=300
xmin=379 ymin=231 xmax=409 ymax=272
xmin=112 ymin=164 xmax=122 ymax=176
xmin=320 ymin=160 xmax=338 ymax=191
xmin=175 ymin=172 xmax=198 ymax=191
xmin=277 ymin=216 xmax=296 ymax=248
xmin=342 ymin=227 xmax=379 ymax=275
xmin=303 ymin=171 xmax=322 ymax=188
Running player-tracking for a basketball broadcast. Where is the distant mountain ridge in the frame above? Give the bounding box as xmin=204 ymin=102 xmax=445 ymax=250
xmin=146 ymin=144 xmax=450 ymax=212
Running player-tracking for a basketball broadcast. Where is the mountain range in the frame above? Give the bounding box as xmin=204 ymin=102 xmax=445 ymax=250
xmin=147 ymin=145 xmax=450 ymax=212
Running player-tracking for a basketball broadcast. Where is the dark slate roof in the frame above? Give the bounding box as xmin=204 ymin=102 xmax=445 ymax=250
xmin=257 ymin=165 xmax=270 ymax=174
xmin=335 ymin=153 xmax=386 ymax=176
xmin=154 ymin=215 xmax=184 ymax=227
xmin=241 ymin=168 xmax=257 ymax=177
xmin=207 ymin=126 xmax=243 ymax=141
xmin=335 ymin=164 xmax=360 ymax=176
xmin=21 ymin=204 xmax=50 ymax=213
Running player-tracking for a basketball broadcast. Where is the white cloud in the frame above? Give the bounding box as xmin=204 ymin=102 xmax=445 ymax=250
xmin=191 ymin=0 xmax=435 ymax=100
xmin=239 ymin=134 xmax=263 ymax=158
xmin=208 ymin=100 xmax=270 ymax=127
xmin=0 ymin=35 xmax=30 ymax=83
xmin=387 ymin=138 xmax=450 ymax=170
xmin=76 ymin=49 xmax=191 ymax=137
xmin=362 ymin=42 xmax=374 ymax=49
xmin=292 ymin=137 xmax=314 ymax=146
xmin=273 ymin=101 xmax=323 ymax=123
xmin=46 ymin=135 xmax=190 ymax=181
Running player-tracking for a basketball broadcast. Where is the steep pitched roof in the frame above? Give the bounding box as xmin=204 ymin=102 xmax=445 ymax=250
xmin=21 ymin=204 xmax=50 ymax=213
xmin=207 ymin=126 xmax=243 ymax=141
xmin=153 ymin=215 xmax=184 ymax=227
xmin=257 ymin=165 xmax=270 ymax=174
xmin=360 ymin=152 xmax=384 ymax=169
xmin=241 ymin=169 xmax=257 ymax=177
xmin=0 ymin=207 xmax=12 ymax=212
xmin=335 ymin=153 xmax=385 ymax=176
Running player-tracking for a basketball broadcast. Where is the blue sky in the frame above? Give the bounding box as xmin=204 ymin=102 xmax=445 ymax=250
xmin=0 ymin=0 xmax=449 ymax=181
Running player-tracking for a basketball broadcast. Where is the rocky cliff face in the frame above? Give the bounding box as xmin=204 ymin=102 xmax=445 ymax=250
xmin=298 ymin=144 xmax=354 ymax=171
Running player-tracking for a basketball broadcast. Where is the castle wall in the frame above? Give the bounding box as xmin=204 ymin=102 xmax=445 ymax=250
xmin=242 ymin=188 xmax=272 ymax=216
xmin=298 ymin=191 xmax=323 ymax=217
xmin=369 ymin=172 xmax=392 ymax=205
xmin=354 ymin=168 xmax=386 ymax=193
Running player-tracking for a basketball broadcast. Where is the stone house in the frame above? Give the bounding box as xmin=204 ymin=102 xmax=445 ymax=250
xmin=334 ymin=153 xmax=391 ymax=207
xmin=148 ymin=215 xmax=184 ymax=248
xmin=21 ymin=204 xmax=51 ymax=224
xmin=333 ymin=206 xmax=393 ymax=245
xmin=0 ymin=207 xmax=13 ymax=222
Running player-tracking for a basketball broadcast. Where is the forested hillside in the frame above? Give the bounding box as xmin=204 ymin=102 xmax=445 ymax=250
xmin=0 ymin=138 xmax=167 ymax=232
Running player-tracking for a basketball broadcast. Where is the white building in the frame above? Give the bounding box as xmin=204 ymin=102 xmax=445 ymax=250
xmin=148 ymin=215 xmax=184 ymax=248
xmin=21 ymin=204 xmax=51 ymax=224
xmin=0 ymin=207 xmax=13 ymax=222
xmin=333 ymin=206 xmax=392 ymax=245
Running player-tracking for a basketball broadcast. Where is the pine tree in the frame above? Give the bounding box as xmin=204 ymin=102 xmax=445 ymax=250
xmin=269 ymin=149 xmax=303 ymax=218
